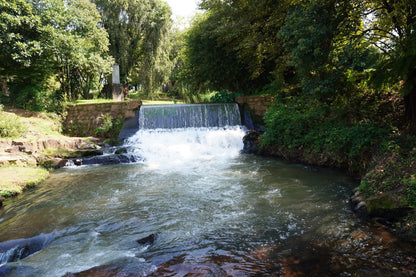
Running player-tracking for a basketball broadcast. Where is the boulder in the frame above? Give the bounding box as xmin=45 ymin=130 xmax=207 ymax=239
xmin=136 ymin=233 xmax=159 ymax=245
xmin=242 ymin=130 xmax=263 ymax=154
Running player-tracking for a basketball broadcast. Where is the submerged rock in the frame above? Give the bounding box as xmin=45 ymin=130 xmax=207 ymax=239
xmin=137 ymin=233 xmax=159 ymax=246
xmin=63 ymin=257 xmax=154 ymax=277
xmin=0 ymin=233 xmax=58 ymax=264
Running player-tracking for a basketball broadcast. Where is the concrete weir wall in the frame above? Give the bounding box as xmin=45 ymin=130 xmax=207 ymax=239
xmin=64 ymin=100 xmax=141 ymax=137
xmin=236 ymin=95 xmax=273 ymax=123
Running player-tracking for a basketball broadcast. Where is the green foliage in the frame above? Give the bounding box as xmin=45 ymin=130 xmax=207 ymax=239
xmin=0 ymin=109 xmax=28 ymax=138
xmin=93 ymin=0 xmax=173 ymax=96
xmin=95 ymin=113 xmax=122 ymax=138
xmin=0 ymin=0 xmax=43 ymax=75
xmin=210 ymin=91 xmax=240 ymax=103
xmin=261 ymin=99 xmax=389 ymax=167
xmin=405 ymin=175 xmax=416 ymax=209
xmin=0 ymin=0 xmax=114 ymax=110
xmin=178 ymin=13 xmax=252 ymax=93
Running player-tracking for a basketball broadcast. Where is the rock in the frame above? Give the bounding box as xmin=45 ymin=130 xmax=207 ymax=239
xmin=43 ymin=158 xmax=68 ymax=169
xmin=0 ymin=152 xmax=37 ymax=167
xmin=114 ymin=148 xmax=128 ymax=155
xmin=242 ymin=130 xmax=263 ymax=154
xmin=63 ymin=257 xmax=153 ymax=277
xmin=72 ymin=154 xmax=140 ymax=166
xmin=0 ymin=233 xmax=58 ymax=264
xmin=74 ymin=159 xmax=83 ymax=166
xmin=137 ymin=233 xmax=159 ymax=245
xmin=77 ymin=149 xmax=104 ymax=157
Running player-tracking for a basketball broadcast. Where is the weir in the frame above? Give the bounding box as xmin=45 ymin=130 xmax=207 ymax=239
xmin=138 ymin=103 xmax=241 ymax=130
xmin=125 ymin=103 xmax=247 ymax=168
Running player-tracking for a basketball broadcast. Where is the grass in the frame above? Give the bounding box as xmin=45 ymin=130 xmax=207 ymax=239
xmin=0 ymin=166 xmax=49 ymax=198
xmin=141 ymin=99 xmax=184 ymax=105
xmin=70 ymin=99 xmax=117 ymax=105
xmin=0 ymin=109 xmax=63 ymax=140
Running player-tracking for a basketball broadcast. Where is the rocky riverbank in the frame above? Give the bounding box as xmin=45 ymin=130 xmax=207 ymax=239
xmin=0 ymin=136 xmax=106 ymax=205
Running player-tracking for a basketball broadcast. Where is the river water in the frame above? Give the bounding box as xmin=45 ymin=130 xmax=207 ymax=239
xmin=0 ymin=123 xmax=415 ymax=275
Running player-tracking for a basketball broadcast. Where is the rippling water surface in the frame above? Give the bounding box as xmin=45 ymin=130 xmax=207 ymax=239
xmin=0 ymin=127 xmax=414 ymax=276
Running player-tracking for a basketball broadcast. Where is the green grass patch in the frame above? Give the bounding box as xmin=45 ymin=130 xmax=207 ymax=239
xmin=141 ymin=100 xmax=184 ymax=105
xmin=0 ymin=109 xmax=63 ymax=140
xmin=0 ymin=166 xmax=49 ymax=198
xmin=0 ymin=110 xmax=28 ymax=138
xmin=70 ymin=99 xmax=116 ymax=105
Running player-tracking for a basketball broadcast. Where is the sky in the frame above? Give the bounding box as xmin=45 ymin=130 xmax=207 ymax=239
xmin=165 ymin=0 xmax=199 ymax=27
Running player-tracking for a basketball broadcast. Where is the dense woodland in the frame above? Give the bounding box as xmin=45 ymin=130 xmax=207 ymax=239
xmin=1 ymin=0 xmax=416 ymax=235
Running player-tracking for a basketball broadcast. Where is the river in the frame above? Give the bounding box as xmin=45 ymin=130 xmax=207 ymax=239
xmin=0 ymin=104 xmax=415 ymax=276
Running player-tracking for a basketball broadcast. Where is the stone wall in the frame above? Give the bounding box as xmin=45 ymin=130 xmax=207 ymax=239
xmin=64 ymin=100 xmax=141 ymax=137
xmin=236 ymin=95 xmax=273 ymax=126
xmin=236 ymin=95 xmax=273 ymax=118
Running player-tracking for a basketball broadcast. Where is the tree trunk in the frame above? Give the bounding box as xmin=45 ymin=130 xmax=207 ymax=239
xmin=0 ymin=79 xmax=9 ymax=96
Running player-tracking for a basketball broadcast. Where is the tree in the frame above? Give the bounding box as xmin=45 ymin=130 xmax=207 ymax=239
xmin=280 ymin=0 xmax=365 ymax=100
xmin=34 ymin=0 xmax=113 ymax=101
xmin=1 ymin=0 xmax=113 ymax=108
xmin=0 ymin=0 xmax=45 ymax=96
xmin=133 ymin=0 xmax=173 ymax=95
xmin=93 ymin=0 xmax=172 ymax=95
xmin=184 ymin=0 xmax=289 ymax=93
xmin=179 ymin=13 xmax=251 ymax=93
xmin=363 ymin=0 xmax=416 ymax=128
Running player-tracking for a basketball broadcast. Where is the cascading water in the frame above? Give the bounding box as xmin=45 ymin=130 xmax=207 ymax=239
xmin=126 ymin=103 xmax=247 ymax=169
xmin=138 ymin=103 xmax=242 ymax=129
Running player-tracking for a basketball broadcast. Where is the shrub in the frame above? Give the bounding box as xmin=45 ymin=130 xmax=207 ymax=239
xmin=261 ymin=100 xmax=389 ymax=166
xmin=95 ymin=113 xmax=122 ymax=138
xmin=210 ymin=91 xmax=241 ymax=103
xmin=0 ymin=110 xmax=28 ymax=138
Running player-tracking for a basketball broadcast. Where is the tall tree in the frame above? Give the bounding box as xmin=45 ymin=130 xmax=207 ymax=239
xmin=184 ymin=0 xmax=289 ymax=93
xmin=180 ymin=13 xmax=251 ymax=93
xmin=364 ymin=0 xmax=416 ymax=128
xmin=93 ymin=0 xmax=172 ymax=95
xmin=280 ymin=0 xmax=365 ymax=100
xmin=0 ymin=0 xmax=44 ymax=96
xmin=1 ymin=0 xmax=113 ymax=107
xmin=34 ymin=0 xmax=113 ymax=101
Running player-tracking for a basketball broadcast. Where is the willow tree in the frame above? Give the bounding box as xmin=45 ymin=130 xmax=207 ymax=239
xmin=133 ymin=0 xmax=172 ymax=96
xmin=93 ymin=0 xmax=172 ymax=95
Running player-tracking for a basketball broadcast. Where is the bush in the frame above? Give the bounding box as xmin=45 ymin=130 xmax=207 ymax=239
xmin=210 ymin=91 xmax=241 ymax=103
xmin=0 ymin=109 xmax=28 ymax=138
xmin=95 ymin=113 xmax=122 ymax=138
xmin=261 ymin=100 xmax=389 ymax=165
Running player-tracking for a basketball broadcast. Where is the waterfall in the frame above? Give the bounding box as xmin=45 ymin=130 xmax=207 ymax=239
xmin=125 ymin=103 xmax=246 ymax=169
xmin=138 ymin=103 xmax=242 ymax=129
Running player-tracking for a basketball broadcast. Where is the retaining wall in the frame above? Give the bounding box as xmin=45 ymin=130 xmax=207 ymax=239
xmin=64 ymin=100 xmax=141 ymax=137
xmin=236 ymin=95 xmax=273 ymax=121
